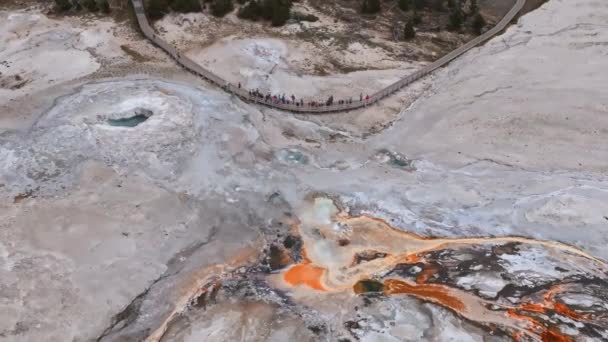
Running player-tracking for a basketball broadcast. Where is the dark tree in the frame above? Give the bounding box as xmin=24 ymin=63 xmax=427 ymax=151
xmin=273 ymin=0 xmax=291 ymax=26
xmin=83 ymin=0 xmax=99 ymax=12
xmin=171 ymin=0 xmax=201 ymax=13
xmin=100 ymin=0 xmax=111 ymax=13
xmin=147 ymin=0 xmax=169 ymax=19
xmin=261 ymin=0 xmax=292 ymax=26
xmin=411 ymin=0 xmax=425 ymax=10
xmin=447 ymin=0 xmax=454 ymax=8
xmin=54 ymin=0 xmax=72 ymax=11
xmin=471 ymin=12 xmax=485 ymax=34
xmin=261 ymin=0 xmax=273 ymax=20
xmin=412 ymin=9 xmax=422 ymax=24
xmin=448 ymin=5 xmax=463 ymax=30
xmin=403 ymin=19 xmax=415 ymax=40
xmin=271 ymin=2 xmax=290 ymax=25
xmin=469 ymin=0 xmax=478 ymax=13
xmin=238 ymin=0 xmax=262 ymax=20
xmin=398 ymin=0 xmax=409 ymax=12
xmin=211 ymin=0 xmax=234 ymax=16
xmin=361 ymin=0 xmax=380 ymax=14
xmin=430 ymin=0 xmax=443 ymax=11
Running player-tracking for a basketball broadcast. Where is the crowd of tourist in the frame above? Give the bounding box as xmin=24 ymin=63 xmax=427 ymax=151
xmin=239 ymin=83 xmax=371 ymax=108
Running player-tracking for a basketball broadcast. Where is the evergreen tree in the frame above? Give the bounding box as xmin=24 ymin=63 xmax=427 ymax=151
xmin=171 ymin=0 xmax=201 ymax=13
xmin=412 ymin=0 xmax=425 ymax=10
xmin=261 ymin=0 xmax=292 ymax=26
xmin=398 ymin=0 xmax=409 ymax=12
xmin=471 ymin=12 xmax=485 ymax=34
xmin=430 ymin=0 xmax=443 ymax=11
xmin=83 ymin=0 xmax=99 ymax=12
xmin=447 ymin=0 xmax=454 ymax=9
xmin=272 ymin=0 xmax=291 ymax=26
xmin=412 ymin=9 xmax=421 ymax=24
xmin=238 ymin=0 xmax=262 ymax=20
xmin=261 ymin=0 xmax=273 ymax=20
xmin=211 ymin=0 xmax=234 ymax=16
xmin=361 ymin=0 xmax=380 ymax=14
xmin=100 ymin=0 xmax=111 ymax=13
xmin=147 ymin=0 xmax=169 ymax=19
xmin=403 ymin=19 xmax=415 ymax=40
xmin=271 ymin=1 xmax=290 ymax=26
xmin=54 ymin=0 xmax=72 ymax=11
xmin=448 ymin=4 xmax=463 ymax=30
xmin=469 ymin=0 xmax=478 ymax=13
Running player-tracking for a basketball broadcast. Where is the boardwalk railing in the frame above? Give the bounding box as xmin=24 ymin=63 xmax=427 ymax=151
xmin=131 ymin=0 xmax=525 ymax=113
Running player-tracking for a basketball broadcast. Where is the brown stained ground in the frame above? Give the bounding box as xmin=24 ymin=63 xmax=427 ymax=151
xmin=144 ymin=245 xmax=263 ymax=342
xmin=120 ymin=44 xmax=152 ymax=62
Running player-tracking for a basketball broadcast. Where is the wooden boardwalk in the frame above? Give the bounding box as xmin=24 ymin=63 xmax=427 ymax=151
xmin=131 ymin=0 xmax=525 ymax=113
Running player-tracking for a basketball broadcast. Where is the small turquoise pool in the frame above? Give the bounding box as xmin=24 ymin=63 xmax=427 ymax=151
xmin=276 ymin=149 xmax=309 ymax=165
xmin=107 ymin=114 xmax=149 ymax=127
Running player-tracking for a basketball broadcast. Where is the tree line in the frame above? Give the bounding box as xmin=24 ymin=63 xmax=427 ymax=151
xmin=364 ymin=0 xmax=487 ymax=41
xmin=146 ymin=0 xmax=300 ymax=27
xmin=54 ymin=0 xmax=112 ymax=13
xmin=237 ymin=0 xmax=293 ymax=26
xmin=147 ymin=0 xmax=201 ymax=19
xmin=70 ymin=0 xmax=485 ymax=37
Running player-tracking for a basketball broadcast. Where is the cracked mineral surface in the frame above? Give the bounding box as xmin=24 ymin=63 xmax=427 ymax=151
xmin=1 ymin=0 xmax=608 ymax=341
